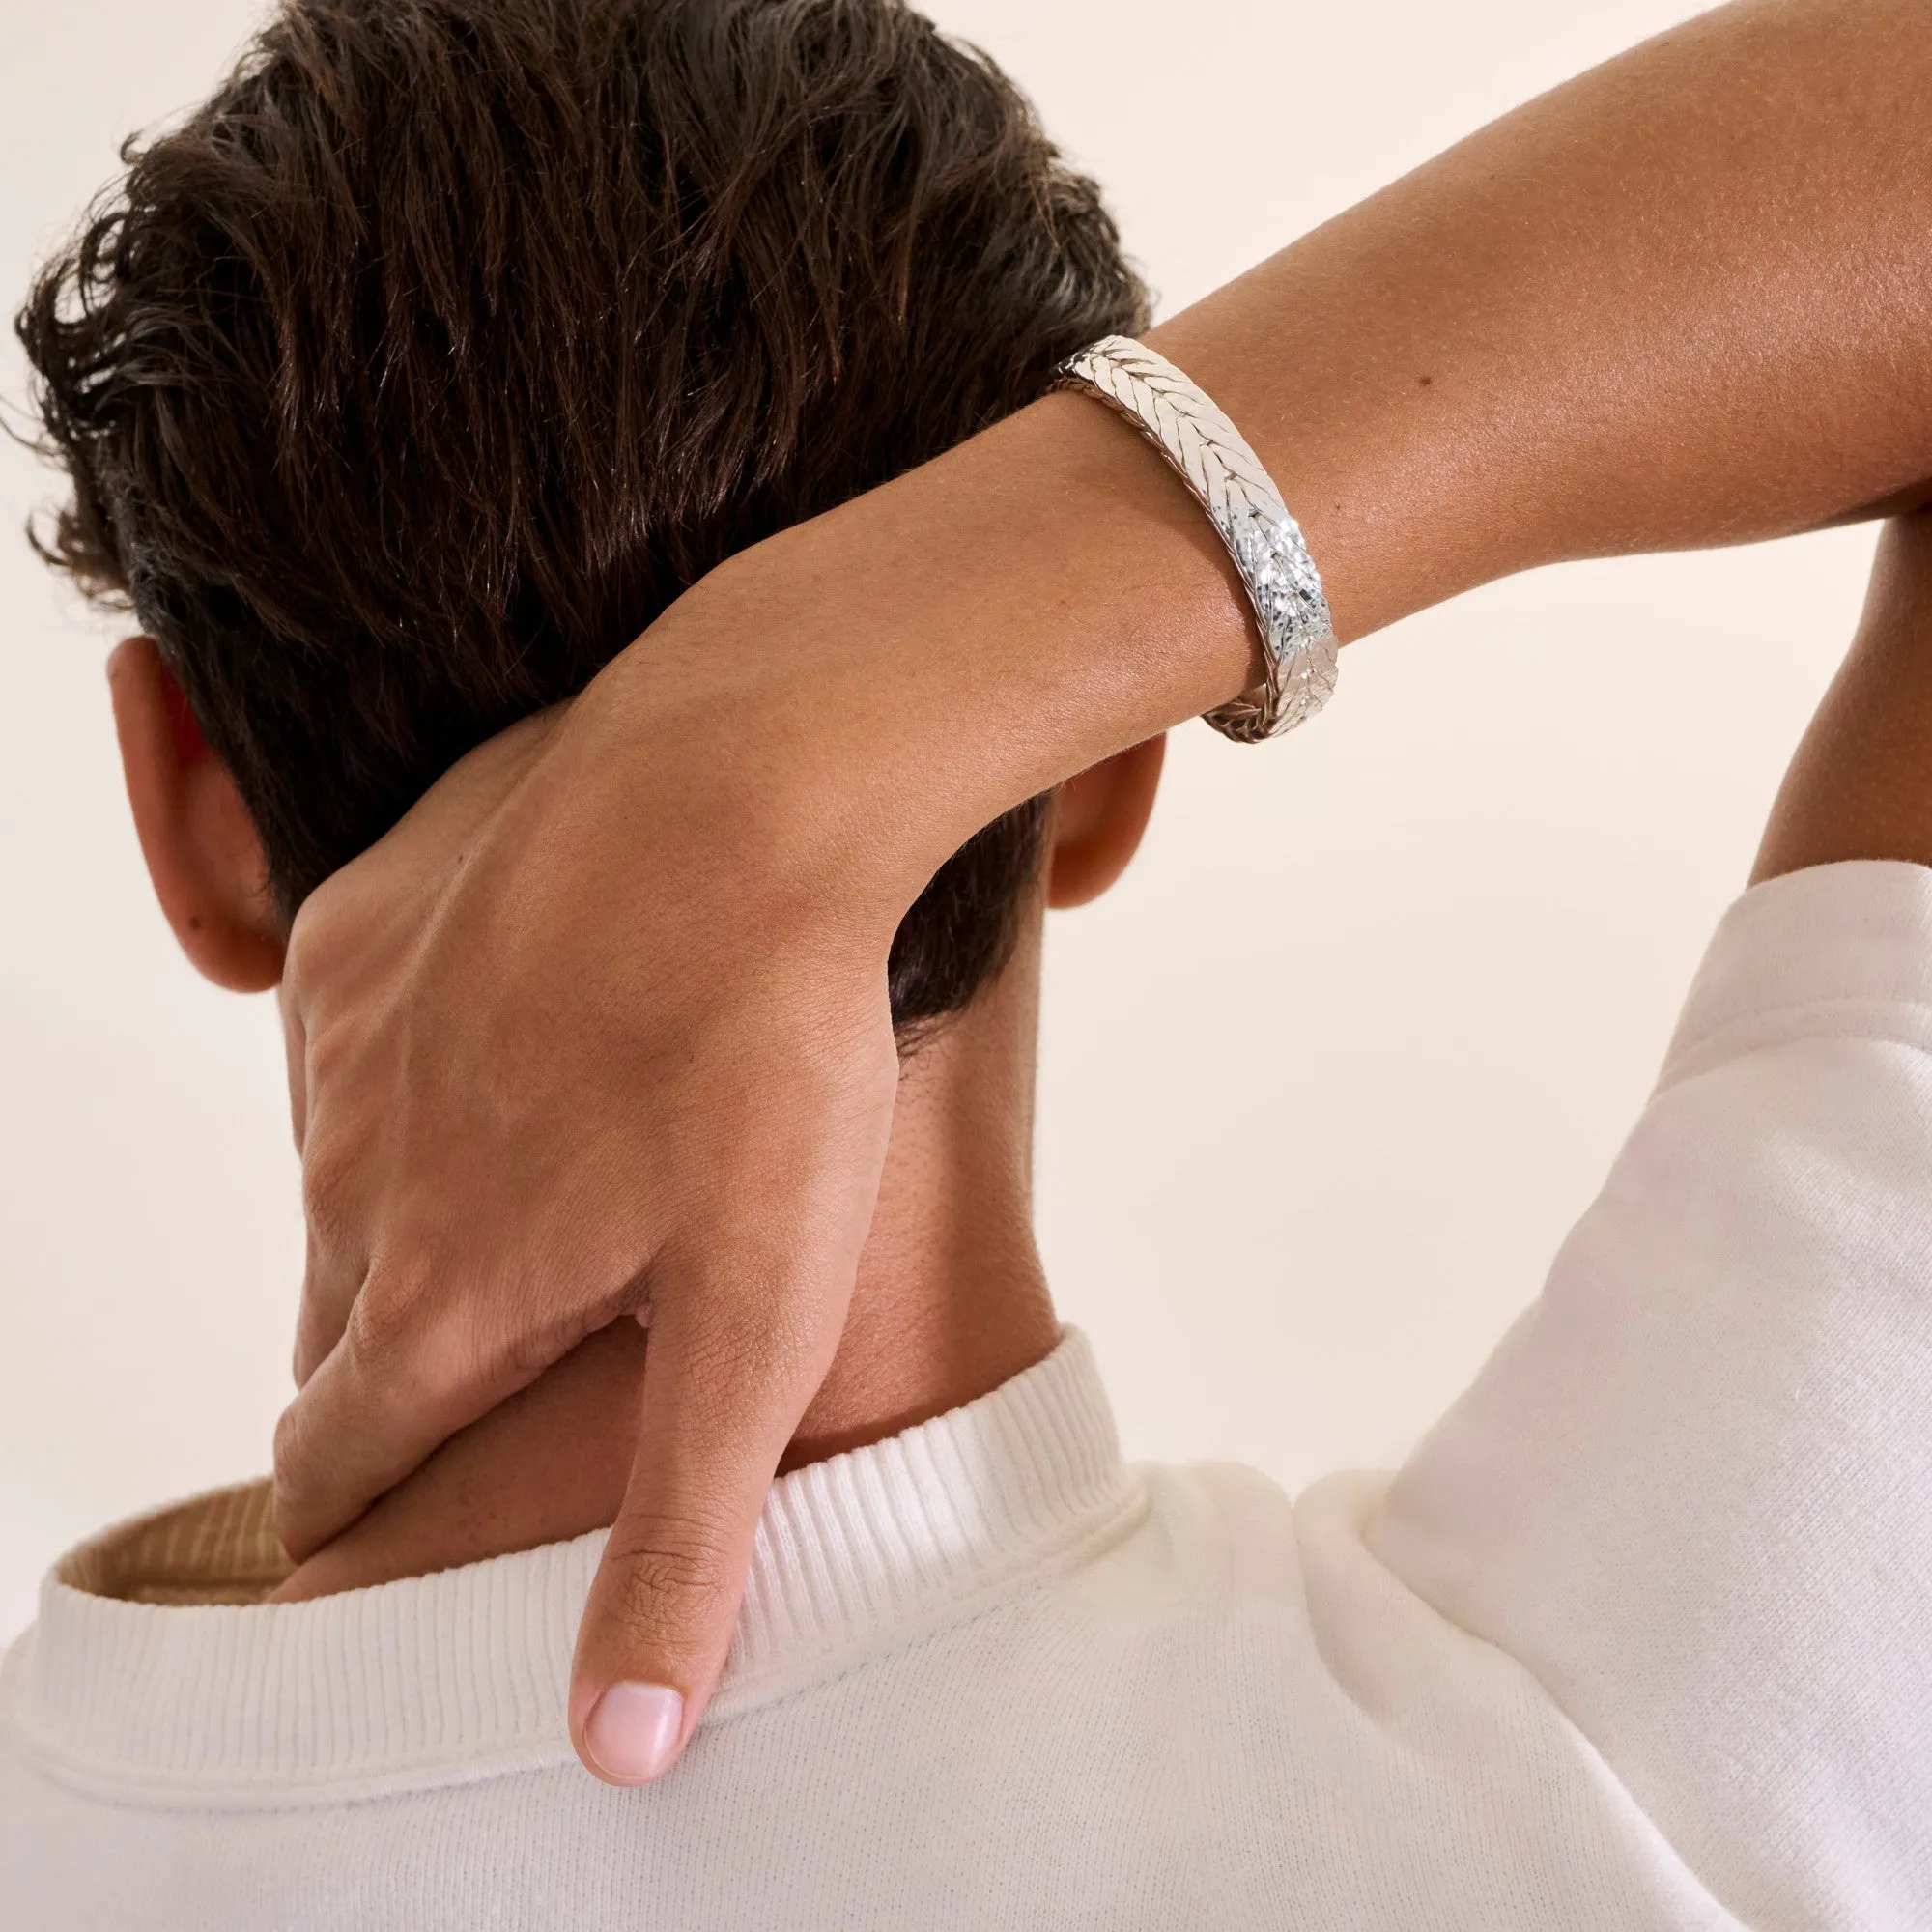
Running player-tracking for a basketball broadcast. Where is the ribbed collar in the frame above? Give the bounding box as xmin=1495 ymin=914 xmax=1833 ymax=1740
xmin=3 ymin=1331 xmax=1141 ymax=1807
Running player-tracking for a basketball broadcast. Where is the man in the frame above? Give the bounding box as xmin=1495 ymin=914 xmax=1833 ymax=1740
xmin=5 ymin=0 xmax=1931 ymax=1926
xmin=12 ymin=0 xmax=1144 ymax=1601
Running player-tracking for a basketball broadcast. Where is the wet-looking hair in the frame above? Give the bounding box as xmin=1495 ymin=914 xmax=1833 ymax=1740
xmin=17 ymin=0 xmax=1147 ymax=1031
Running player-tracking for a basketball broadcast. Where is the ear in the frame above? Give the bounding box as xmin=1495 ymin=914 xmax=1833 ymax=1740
xmin=108 ymin=636 xmax=284 ymax=991
xmin=1045 ymin=734 xmax=1166 ymax=911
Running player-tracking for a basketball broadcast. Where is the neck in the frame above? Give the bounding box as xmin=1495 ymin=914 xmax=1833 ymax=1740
xmin=270 ymin=944 xmax=1058 ymax=1604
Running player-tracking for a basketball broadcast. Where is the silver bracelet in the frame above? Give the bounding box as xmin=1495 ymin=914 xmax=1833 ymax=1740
xmin=1055 ymin=335 xmax=1337 ymax=743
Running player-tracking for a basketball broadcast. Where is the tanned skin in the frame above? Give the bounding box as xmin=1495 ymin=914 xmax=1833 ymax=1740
xmin=110 ymin=648 xmax=1159 ymax=1598
xmin=116 ymin=0 xmax=1932 ymax=1780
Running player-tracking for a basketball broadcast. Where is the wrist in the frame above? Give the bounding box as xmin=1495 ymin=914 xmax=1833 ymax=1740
xmin=665 ymin=387 xmax=1264 ymax=902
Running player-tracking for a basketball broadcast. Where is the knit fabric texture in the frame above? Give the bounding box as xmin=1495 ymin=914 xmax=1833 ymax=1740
xmin=5 ymin=861 xmax=1931 ymax=1929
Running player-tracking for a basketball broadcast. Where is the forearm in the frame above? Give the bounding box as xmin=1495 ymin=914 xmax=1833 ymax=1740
xmin=1158 ymin=0 xmax=1932 ymax=640
xmin=1754 ymin=510 xmax=1932 ymax=883
xmin=630 ymin=0 xmax=1932 ymax=896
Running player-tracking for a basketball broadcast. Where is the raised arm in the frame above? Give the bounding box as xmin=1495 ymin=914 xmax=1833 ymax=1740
xmin=1756 ymin=512 xmax=1932 ymax=882
xmin=1356 ymin=509 xmax=1932 ymax=1926
xmin=270 ymin=0 xmax=1932 ymax=1785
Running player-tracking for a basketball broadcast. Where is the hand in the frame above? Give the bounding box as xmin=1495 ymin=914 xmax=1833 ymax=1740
xmin=271 ymin=569 xmax=913 ymax=1786
xmin=268 ymin=392 xmax=1251 ymax=1785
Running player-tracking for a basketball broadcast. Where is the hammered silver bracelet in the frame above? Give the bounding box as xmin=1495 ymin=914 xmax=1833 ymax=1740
xmin=1055 ymin=336 xmax=1337 ymax=743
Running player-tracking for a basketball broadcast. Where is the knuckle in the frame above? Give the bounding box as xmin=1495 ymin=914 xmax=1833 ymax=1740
xmin=291 ymin=1280 xmax=344 ymax=1387
xmin=603 ymin=1520 xmax=738 ymax=1634
xmin=270 ymin=1408 xmax=323 ymax=1544
xmin=297 ymin=1242 xmax=355 ymax=1345
xmin=299 ymin=1023 xmax=352 ymax=1101
xmin=270 ymin=1401 xmax=306 ymax=1486
xmin=342 ymin=1265 xmax=433 ymax=1377
xmin=344 ymin=1261 xmax=509 ymax=1419
xmin=300 ymin=1132 xmax=363 ymax=1239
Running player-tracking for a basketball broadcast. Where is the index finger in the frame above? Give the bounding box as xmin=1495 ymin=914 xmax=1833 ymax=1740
xmin=568 ymin=1242 xmax=845 ymax=1785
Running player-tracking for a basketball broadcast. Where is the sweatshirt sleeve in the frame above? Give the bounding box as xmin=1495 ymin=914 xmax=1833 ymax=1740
xmin=1368 ymin=860 xmax=1932 ymax=1932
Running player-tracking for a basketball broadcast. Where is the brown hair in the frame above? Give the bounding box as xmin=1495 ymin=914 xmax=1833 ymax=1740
xmin=17 ymin=0 xmax=1146 ymax=1030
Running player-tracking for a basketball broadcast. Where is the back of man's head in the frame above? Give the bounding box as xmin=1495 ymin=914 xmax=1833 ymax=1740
xmin=19 ymin=0 xmax=1146 ymax=1029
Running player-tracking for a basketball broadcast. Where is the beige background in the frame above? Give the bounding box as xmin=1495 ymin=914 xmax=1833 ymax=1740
xmin=0 ymin=0 xmax=1877 ymax=1637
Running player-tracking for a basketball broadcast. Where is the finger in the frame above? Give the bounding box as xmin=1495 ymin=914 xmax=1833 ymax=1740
xmin=289 ymin=1113 xmax=374 ymax=1388
xmin=275 ymin=971 xmax=309 ymax=1156
xmin=290 ymin=1231 xmax=365 ymax=1390
xmin=569 ymin=1257 xmax=844 ymax=1787
xmin=273 ymin=1256 xmax=606 ymax=1559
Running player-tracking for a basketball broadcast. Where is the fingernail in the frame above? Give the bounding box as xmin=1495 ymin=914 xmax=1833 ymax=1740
xmin=583 ymin=1682 xmax=684 ymax=1784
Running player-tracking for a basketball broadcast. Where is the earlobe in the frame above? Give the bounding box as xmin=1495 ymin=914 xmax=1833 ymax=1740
xmin=1045 ymin=734 xmax=1166 ymax=910
xmin=108 ymin=637 xmax=286 ymax=991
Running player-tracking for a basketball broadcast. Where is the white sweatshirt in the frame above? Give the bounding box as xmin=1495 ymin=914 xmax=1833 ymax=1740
xmin=4 ymin=860 xmax=1930 ymax=1930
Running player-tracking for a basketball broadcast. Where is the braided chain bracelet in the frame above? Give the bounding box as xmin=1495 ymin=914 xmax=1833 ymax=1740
xmin=1055 ymin=335 xmax=1337 ymax=742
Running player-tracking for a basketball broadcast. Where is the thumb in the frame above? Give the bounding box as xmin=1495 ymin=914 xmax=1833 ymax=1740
xmin=567 ymin=1263 xmax=845 ymax=1785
